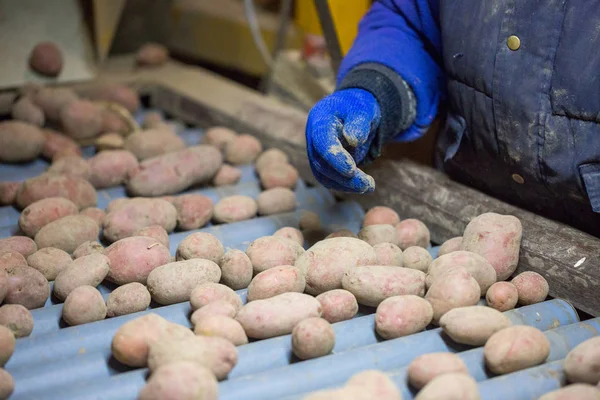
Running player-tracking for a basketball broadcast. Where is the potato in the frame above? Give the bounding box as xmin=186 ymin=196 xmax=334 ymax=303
xmin=292 ymin=317 xmax=335 ymax=360
xmin=325 ymin=229 xmax=357 ymax=239
xmin=511 ymin=271 xmax=549 ymax=305
xmin=437 ymin=236 xmax=462 ymax=257
xmin=342 ymin=266 xmax=426 ymax=307
xmin=73 ymin=241 xmax=105 ymax=259
xmin=236 ymin=292 xmax=322 ymax=339
xmin=189 ymin=283 xmax=242 ymax=312
xmin=35 ymin=215 xmax=99 ymax=253
xmin=296 ymin=237 xmax=377 ymax=295
xmin=62 ymin=285 xmax=106 ymax=326
xmin=19 ymin=197 xmax=79 ymax=238
xmin=425 ymin=266 xmax=480 ymax=323
xmin=105 ymin=282 xmax=151 ymax=318
xmin=0 ymin=237 xmax=37 ymax=258
xmin=373 ymin=295 xmax=431 ymax=339
xmin=0 ymin=326 xmax=14 ymax=367
xmin=138 ymin=362 xmax=218 ymax=400
xmin=105 ymin=198 xmax=132 ymax=213
xmin=426 ymin=251 xmax=497 ymax=296
xmin=111 ymin=313 xmax=193 ymax=367
xmin=172 ymin=194 xmax=214 ymax=231
xmin=538 ymin=384 xmax=600 ymax=400
xmin=273 ymin=227 xmax=304 ymax=246
xmin=204 ymin=126 xmax=237 ymax=150
xmin=255 ymin=148 xmax=289 ymax=171
xmin=213 ymin=195 xmax=258 ymax=223
xmin=0 ymin=304 xmax=33 ymax=338
xmin=42 ymin=129 xmax=81 ymax=159
xmin=190 ymin=300 xmax=238 ymax=326
xmin=415 ymin=373 xmax=479 ymax=400
xmin=27 ymin=247 xmax=72 ymax=280
xmin=141 ymin=112 xmax=164 ymax=129
xmin=0 ymin=182 xmax=20 ymax=206
xmin=100 ymin=109 xmax=129 ymax=134
xmin=213 ymin=164 xmax=242 ymax=186
xmin=102 ymin=198 xmax=177 ymax=243
xmin=148 ymin=335 xmax=238 ymax=380
xmin=4 ymin=264 xmax=48 ymax=309
xmin=80 ymin=207 xmax=105 ymax=227
xmin=219 ymin=250 xmax=253 ymax=290
xmin=258 ymin=163 xmax=299 ymax=189
xmin=310 ymin=291 xmax=359 ymax=328
xmin=408 ymin=353 xmax=469 ymax=389
xmin=347 ymin=370 xmax=402 ymax=398
xmin=86 ymin=83 xmax=140 ymax=113
xmin=176 ymin=232 xmax=224 ymax=264
xmin=59 ymin=99 xmax=103 ymax=140
xmin=372 ymin=243 xmax=403 ymax=267
xmin=95 ymin=133 xmax=124 ymax=151
xmin=136 ymin=42 xmax=169 ymax=66
xmin=47 ymin=156 xmax=91 ymax=179
xmin=29 ymin=41 xmax=63 ymax=76
xmin=0 ymin=253 xmax=26 ymax=273
xmin=257 ymin=187 xmax=297 ymax=215
xmin=304 ymin=370 xmax=402 ymax=400
xmin=402 ymin=246 xmax=432 ymax=272
xmin=11 ymin=96 xmax=44 ymax=126
xmin=0 ymin=368 xmax=14 ymax=400
xmin=147 ymin=260 xmax=221 ymax=305
xmin=225 ymin=134 xmax=263 ymax=164
xmin=133 ymin=225 xmax=169 ymax=249
xmin=395 ymin=219 xmax=430 ymax=250
xmin=461 ymin=212 xmax=523 ymax=281
xmin=484 ymin=325 xmax=550 ymax=374
xmin=194 ymin=315 xmax=248 ymax=346
xmin=31 ymin=87 xmax=78 ymax=121
xmin=53 ymin=253 xmax=110 ymax=301
xmin=127 ymin=145 xmax=223 ymax=196
xmin=0 ymin=121 xmax=45 ymax=162
xmin=485 ymin=281 xmax=518 ymax=312
xmin=124 ymin=129 xmax=186 ymax=160
xmin=299 ymin=211 xmax=321 ymax=231
xmin=439 ymin=305 xmax=512 ymax=346
xmin=88 ymin=150 xmax=138 ymax=188
xmin=247 ymin=265 xmax=305 ymax=301
xmin=363 ymin=206 xmax=401 ymax=227
xmin=564 ymin=336 xmax=600 ymax=384
xmin=246 ymin=236 xmax=305 ymax=274
xmin=106 ymin=237 xmax=171 ymax=285
xmin=16 ymin=173 xmax=97 ymax=210
xmin=358 ymin=224 xmax=399 ymax=246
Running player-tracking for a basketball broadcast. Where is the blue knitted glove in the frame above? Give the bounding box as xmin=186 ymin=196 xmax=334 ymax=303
xmin=306 ymin=88 xmax=381 ymax=193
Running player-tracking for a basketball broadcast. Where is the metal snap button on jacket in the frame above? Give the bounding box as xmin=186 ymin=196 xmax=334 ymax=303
xmin=512 ymin=173 xmax=525 ymax=184
xmin=507 ymin=35 xmax=521 ymax=51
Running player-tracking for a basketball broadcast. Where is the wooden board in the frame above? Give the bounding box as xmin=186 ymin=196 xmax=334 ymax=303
xmin=12 ymin=55 xmax=600 ymax=316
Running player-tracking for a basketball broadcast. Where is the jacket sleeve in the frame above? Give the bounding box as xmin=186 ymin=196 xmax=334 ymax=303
xmin=337 ymin=0 xmax=445 ymax=149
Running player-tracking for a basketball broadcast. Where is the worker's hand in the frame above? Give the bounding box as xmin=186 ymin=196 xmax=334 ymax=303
xmin=305 ymin=88 xmax=380 ymax=193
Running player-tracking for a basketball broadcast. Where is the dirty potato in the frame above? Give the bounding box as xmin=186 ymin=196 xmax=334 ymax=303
xmin=62 ymin=285 xmax=107 ymax=326
xmin=176 ymin=232 xmax=224 ymax=264
xmin=106 ymin=282 xmax=151 ymax=317
xmin=375 ymin=295 xmax=433 ymax=339
xmin=363 ymin=206 xmax=401 ymax=227
xmin=53 ymin=253 xmax=110 ymax=301
xmin=461 ymin=212 xmax=522 ymax=281
xmin=439 ymin=305 xmax=512 ymax=346
xmin=292 ymin=317 xmax=335 ymax=360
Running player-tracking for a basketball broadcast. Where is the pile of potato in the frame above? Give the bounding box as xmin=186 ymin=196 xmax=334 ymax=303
xmin=0 ymin=79 xmax=590 ymax=400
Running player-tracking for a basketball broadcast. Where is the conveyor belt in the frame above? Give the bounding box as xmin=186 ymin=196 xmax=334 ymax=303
xmin=0 ymin=109 xmax=593 ymax=400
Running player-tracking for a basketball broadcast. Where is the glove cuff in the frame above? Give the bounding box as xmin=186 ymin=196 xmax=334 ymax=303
xmin=338 ymin=62 xmax=416 ymax=163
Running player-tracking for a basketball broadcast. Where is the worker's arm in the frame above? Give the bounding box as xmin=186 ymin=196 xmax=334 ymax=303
xmin=306 ymin=0 xmax=445 ymax=193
